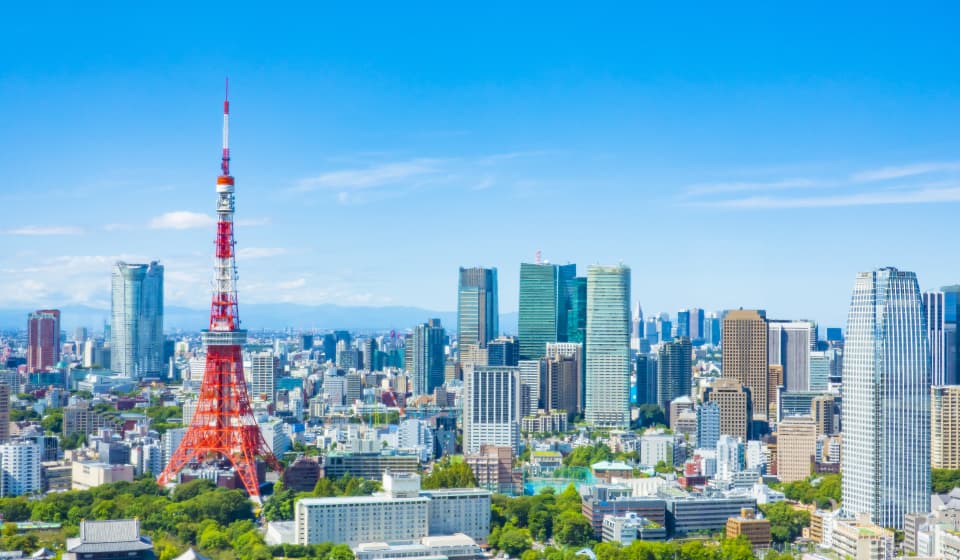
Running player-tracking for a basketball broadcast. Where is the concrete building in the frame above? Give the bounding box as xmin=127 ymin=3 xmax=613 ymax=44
xmin=697 ymin=401 xmax=721 ymax=450
xmin=811 ymin=394 xmax=835 ymax=437
xmin=247 ymin=350 xmax=278 ymax=403
xmin=767 ymin=320 xmax=816 ymax=392
xmin=421 ymin=487 xmax=492 ymax=543
xmin=353 ymin=535 xmax=483 ymax=560
xmin=777 ymin=415 xmax=817 ymax=483
xmin=580 ymin=485 xmax=667 ymax=538
xmin=518 ymin=359 xmax=544 ymax=415
xmin=27 ymin=309 xmax=61 ymax=373
xmin=725 ymin=508 xmax=771 ymax=550
xmin=602 ymin=512 xmax=667 ymax=545
xmin=658 ymin=338 xmax=692 ymax=412
xmin=464 ymin=445 xmax=520 ymax=496
xmin=722 ymin=310 xmax=769 ymax=424
xmin=0 ymin=383 xmax=9 ymax=444
xmin=0 ymin=441 xmax=41 ymax=496
xmin=72 ymin=461 xmax=134 ymax=490
xmin=457 ymin=267 xmax=499 ymax=360
xmin=831 ymin=514 xmax=894 ymax=560
xmin=544 ymin=342 xmax=582 ymax=416
xmin=322 ymin=451 xmax=419 ymax=480
xmin=665 ymin=493 xmax=758 ymax=537
xmin=704 ymin=377 xmax=752 ymax=440
xmin=933 ymin=385 xmax=960 ymax=469
xmin=463 ymin=365 xmax=521 ymax=454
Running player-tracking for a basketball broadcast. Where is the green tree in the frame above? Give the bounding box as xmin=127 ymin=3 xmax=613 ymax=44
xmin=421 ymin=459 xmax=477 ymax=489
xmin=933 ymin=469 xmax=960 ymax=493
xmin=563 ymin=443 xmax=612 ymax=468
xmin=171 ymin=478 xmax=217 ymax=502
xmin=497 ymin=525 xmax=533 ymax=557
xmin=553 ymin=511 xmax=593 ymax=547
xmin=326 ymin=544 xmax=355 ymax=560
xmin=760 ymin=502 xmax=810 ymax=544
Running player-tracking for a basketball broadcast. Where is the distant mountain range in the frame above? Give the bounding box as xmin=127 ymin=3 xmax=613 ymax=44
xmin=0 ymin=304 xmax=519 ymax=334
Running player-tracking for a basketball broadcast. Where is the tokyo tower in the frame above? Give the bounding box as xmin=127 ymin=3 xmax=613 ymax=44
xmin=158 ymin=84 xmax=282 ymax=499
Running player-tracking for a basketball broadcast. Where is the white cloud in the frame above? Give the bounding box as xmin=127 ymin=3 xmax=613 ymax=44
xmin=235 ymin=217 xmax=271 ymax=227
xmin=277 ymin=278 xmax=307 ymax=289
xmin=683 ymin=178 xmax=821 ymax=196
xmin=850 ymin=161 xmax=960 ymax=183
xmin=237 ymin=247 xmax=288 ymax=259
xmin=150 ymin=211 xmax=215 ymax=230
xmin=2 ymin=225 xmax=84 ymax=236
xmin=296 ymin=159 xmax=443 ymax=192
xmin=705 ymin=185 xmax=960 ymax=209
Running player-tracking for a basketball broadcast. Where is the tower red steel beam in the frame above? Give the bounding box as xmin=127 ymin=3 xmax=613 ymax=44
xmin=158 ymin=84 xmax=282 ymax=500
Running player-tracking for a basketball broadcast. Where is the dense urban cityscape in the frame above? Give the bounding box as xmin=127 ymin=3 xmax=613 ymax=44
xmin=3 ymin=5 xmax=960 ymax=560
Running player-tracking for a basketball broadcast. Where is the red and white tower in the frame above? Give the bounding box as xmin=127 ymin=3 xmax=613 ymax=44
xmin=158 ymin=84 xmax=282 ymax=499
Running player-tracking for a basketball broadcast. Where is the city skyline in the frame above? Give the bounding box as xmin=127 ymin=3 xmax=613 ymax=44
xmin=1 ymin=5 xmax=959 ymax=328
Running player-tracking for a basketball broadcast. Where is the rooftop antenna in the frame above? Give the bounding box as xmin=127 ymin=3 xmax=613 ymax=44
xmin=221 ymin=77 xmax=230 ymax=176
xmin=535 ymin=250 xmax=542 ymax=264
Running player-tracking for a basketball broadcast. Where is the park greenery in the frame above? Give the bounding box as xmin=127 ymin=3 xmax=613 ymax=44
xmin=759 ymin=502 xmax=811 ymax=544
xmin=421 ymin=457 xmax=477 ymax=489
xmin=490 ymin=485 xmax=595 ymax=553
xmin=775 ymin=474 xmax=841 ymax=510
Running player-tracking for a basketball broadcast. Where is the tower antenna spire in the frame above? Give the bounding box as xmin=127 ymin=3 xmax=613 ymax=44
xmin=221 ymin=77 xmax=230 ymax=176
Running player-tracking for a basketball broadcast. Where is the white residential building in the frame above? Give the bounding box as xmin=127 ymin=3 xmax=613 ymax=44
xmin=463 ymin=365 xmax=521 ymax=454
xmin=0 ymin=441 xmax=42 ymax=497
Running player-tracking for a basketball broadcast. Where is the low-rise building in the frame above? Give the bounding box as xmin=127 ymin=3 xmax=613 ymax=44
xmin=421 ymin=487 xmax=492 ymax=544
xmin=664 ymin=491 xmax=757 ymax=537
xmin=71 ymin=461 xmax=134 ymax=490
xmin=581 ymin=485 xmax=667 ymax=538
xmin=353 ymin=534 xmax=483 ymax=560
xmin=725 ymin=508 xmax=771 ymax=550
xmin=465 ymin=445 xmax=521 ymax=496
xmin=322 ymin=451 xmax=419 ymax=480
xmin=831 ymin=514 xmax=894 ymax=560
xmin=602 ymin=512 xmax=667 ymax=545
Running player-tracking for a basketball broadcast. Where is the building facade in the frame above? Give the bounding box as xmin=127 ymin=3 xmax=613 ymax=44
xmin=411 ymin=319 xmax=446 ymax=396
xmin=585 ymin=264 xmax=631 ymax=428
xmin=722 ymin=310 xmax=769 ymax=424
xmin=457 ymin=267 xmax=499 ymax=360
xmin=27 ymin=309 xmax=60 ymax=373
xmin=657 ymin=337 xmax=692 ymax=411
xmin=932 ymin=385 xmax=960 ymax=469
xmin=842 ymin=267 xmax=931 ymax=529
xmin=776 ymin=415 xmax=816 ymax=483
xmin=111 ymin=261 xmax=164 ymax=378
xmin=463 ymin=365 xmax=521 ymax=454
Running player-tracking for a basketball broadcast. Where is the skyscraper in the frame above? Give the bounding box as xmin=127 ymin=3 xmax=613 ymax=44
xmin=689 ymin=308 xmax=705 ymax=343
xmin=457 ymin=267 xmax=499 ymax=357
xmin=677 ymin=310 xmax=690 ymax=339
xmin=842 ymin=267 xmax=930 ymax=529
xmin=584 ymin=264 xmax=631 ymax=429
xmin=411 ymin=319 xmax=446 ymax=395
xmin=722 ymin=310 xmax=769 ymax=424
xmin=518 ymin=262 xmax=574 ymax=360
xmin=0 ymin=383 xmax=9 ymax=444
xmin=657 ymin=337 xmax=692 ymax=411
xmin=247 ymin=350 xmax=278 ymax=403
xmin=567 ymin=276 xmax=587 ymax=345
xmin=631 ymin=303 xmax=644 ymax=351
xmin=111 ymin=261 xmax=164 ymax=378
xmin=463 ymin=365 xmax=521 ymax=454
xmin=776 ymin=415 xmax=817 ymax=483
xmin=544 ymin=342 xmax=582 ymax=417
xmin=27 ymin=309 xmax=60 ymax=373
xmin=697 ymin=401 xmax=721 ymax=450
xmin=767 ymin=320 xmax=817 ymax=392
xmin=924 ymin=291 xmax=948 ymax=386
xmin=942 ymin=286 xmax=960 ymax=385
xmin=635 ymin=354 xmax=657 ymax=406
xmin=704 ymin=377 xmax=752 ymax=441
xmin=932 ymin=386 xmax=960 ymax=469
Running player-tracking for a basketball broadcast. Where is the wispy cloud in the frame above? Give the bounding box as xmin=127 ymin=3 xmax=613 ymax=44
xmin=150 ymin=211 xmax=215 ymax=230
xmin=295 ymin=159 xmax=444 ymax=192
xmin=685 ymin=160 xmax=960 ymax=210
xmin=850 ymin=161 xmax=960 ymax=183
xmin=237 ymin=247 xmax=288 ymax=259
xmin=236 ymin=217 xmax=271 ymax=227
xmin=2 ymin=225 xmax=84 ymax=236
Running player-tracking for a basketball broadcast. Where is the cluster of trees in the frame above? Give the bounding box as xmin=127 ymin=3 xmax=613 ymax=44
xmin=0 ymin=477 xmax=262 ymax=560
xmin=933 ymin=469 xmax=960 ymax=493
xmin=591 ymin=537 xmax=797 ymax=560
xmin=635 ymin=404 xmax=667 ymax=428
xmin=268 ymin=543 xmax=355 ymax=560
xmin=144 ymin=405 xmax=184 ymax=434
xmin=562 ymin=443 xmax=640 ymax=469
xmin=421 ymin=458 xmax=477 ymax=490
xmin=263 ymin=474 xmax=380 ymax=521
xmin=759 ymin=502 xmax=811 ymax=544
xmin=776 ymin=474 xmax=841 ymax=509
xmin=489 ymin=485 xmax=593 ymax=556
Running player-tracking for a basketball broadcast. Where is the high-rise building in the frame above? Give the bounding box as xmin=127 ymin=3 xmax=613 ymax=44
xmin=545 ymin=342 xmax=583 ymax=416
xmin=657 ymin=337 xmax=692 ymax=411
xmin=111 ymin=261 xmax=164 ymax=378
xmin=704 ymin=377 xmax=752 ymax=441
xmin=487 ymin=337 xmax=518 ymax=366
xmin=0 ymin=441 xmax=42 ymax=497
xmin=705 ymin=313 xmax=722 ymax=346
xmin=690 ymin=308 xmax=705 ymax=343
xmin=942 ymin=286 xmax=960 ymax=386
xmin=567 ymin=276 xmax=587 ymax=345
xmin=27 ymin=309 xmax=60 ymax=373
xmin=635 ymin=354 xmax=657 ymax=406
xmin=0 ymin=383 xmax=9 ymax=443
xmin=411 ymin=319 xmax=446 ymax=395
xmin=518 ymin=359 xmax=545 ymax=416
xmin=631 ymin=303 xmax=644 ymax=351
xmin=247 ymin=350 xmax=278 ymax=403
xmin=842 ymin=267 xmax=930 ymax=529
xmin=677 ymin=310 xmax=691 ymax=339
xmin=924 ymin=292 xmax=949 ymax=386
xmin=767 ymin=320 xmax=817 ymax=392
xmin=584 ymin=264 xmax=631 ymax=429
xmin=776 ymin=415 xmax=816 ymax=483
xmin=457 ymin=267 xmax=499 ymax=358
xmin=518 ymin=262 xmax=575 ymax=360
xmin=722 ymin=310 xmax=769 ymax=424
xmin=697 ymin=401 xmax=721 ymax=450
xmin=932 ymin=386 xmax=960 ymax=469
xmin=811 ymin=394 xmax=835 ymax=437
xmin=463 ymin=365 xmax=521 ymax=454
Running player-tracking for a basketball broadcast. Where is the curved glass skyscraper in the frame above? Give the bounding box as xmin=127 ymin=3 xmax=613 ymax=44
xmin=111 ymin=261 xmax=164 ymax=378
xmin=841 ymin=267 xmax=930 ymax=529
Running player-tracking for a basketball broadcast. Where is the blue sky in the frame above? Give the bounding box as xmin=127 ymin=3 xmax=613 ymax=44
xmin=1 ymin=3 xmax=959 ymax=328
